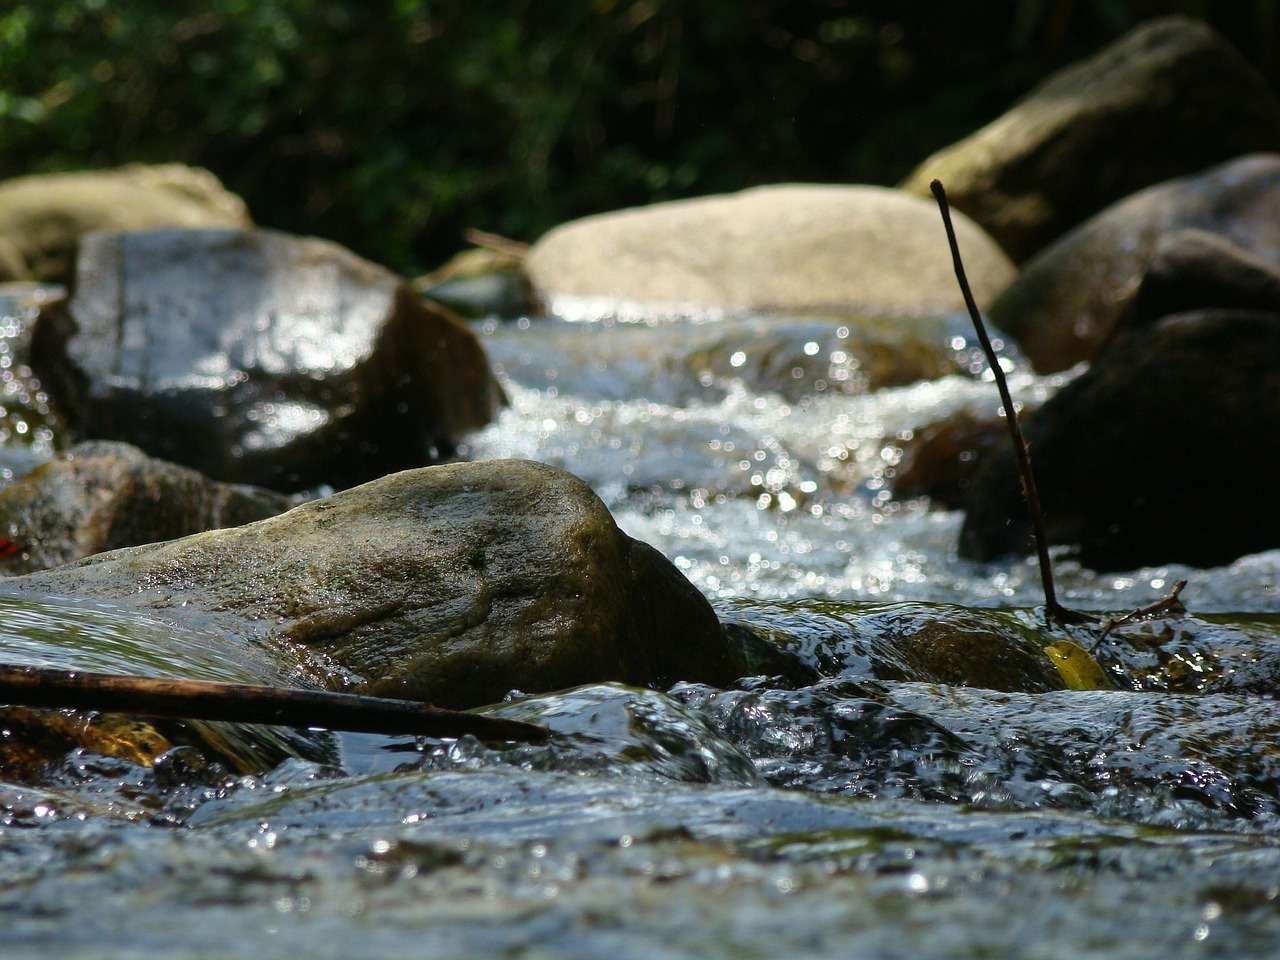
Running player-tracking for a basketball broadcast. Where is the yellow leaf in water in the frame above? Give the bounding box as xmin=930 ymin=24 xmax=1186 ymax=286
xmin=1045 ymin=639 xmax=1113 ymax=690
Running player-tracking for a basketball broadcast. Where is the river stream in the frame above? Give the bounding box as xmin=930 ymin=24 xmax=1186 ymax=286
xmin=3 ymin=307 xmax=1280 ymax=958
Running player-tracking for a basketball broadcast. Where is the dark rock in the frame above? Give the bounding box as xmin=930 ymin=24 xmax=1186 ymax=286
xmin=0 ymin=440 xmax=292 ymax=574
xmin=524 ymin=184 xmax=1015 ymax=319
xmin=0 ymin=164 xmax=251 ymax=284
xmin=987 ymin=154 xmax=1280 ymax=373
xmin=35 ymin=228 xmax=503 ymax=492
xmin=960 ymin=310 xmax=1280 ymax=571
xmin=3 ymin=459 xmax=746 ymax=708
xmin=889 ymin=407 xmax=1015 ymax=508
xmin=720 ymin=599 xmax=1065 ymax=693
xmin=901 ymin=17 xmax=1280 ymax=262
xmin=1106 ymin=229 xmax=1280 ymax=345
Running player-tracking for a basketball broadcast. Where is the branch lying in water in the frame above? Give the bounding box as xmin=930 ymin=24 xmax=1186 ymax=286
xmin=0 ymin=664 xmax=549 ymax=743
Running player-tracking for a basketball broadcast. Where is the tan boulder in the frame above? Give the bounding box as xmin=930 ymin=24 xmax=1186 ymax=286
xmin=901 ymin=17 xmax=1280 ymax=262
xmin=524 ymin=184 xmax=1015 ymax=319
xmin=0 ymin=164 xmax=252 ymax=283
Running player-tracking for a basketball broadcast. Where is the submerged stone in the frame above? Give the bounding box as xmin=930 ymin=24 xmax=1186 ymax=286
xmin=2 ymin=460 xmax=744 ymax=708
xmin=719 ymin=599 xmax=1065 ymax=693
xmin=36 ymin=227 xmax=503 ymax=492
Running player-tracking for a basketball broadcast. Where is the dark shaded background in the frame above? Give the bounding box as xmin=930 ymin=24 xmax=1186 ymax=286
xmin=2 ymin=1 xmax=1276 ymax=275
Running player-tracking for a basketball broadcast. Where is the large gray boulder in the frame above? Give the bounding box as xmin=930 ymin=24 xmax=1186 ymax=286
xmin=524 ymin=184 xmax=1015 ymax=319
xmin=901 ymin=17 xmax=1280 ymax=262
xmin=0 ymin=164 xmax=252 ymax=283
xmin=987 ymin=154 xmax=1280 ymax=373
xmin=0 ymin=441 xmax=292 ymax=574
xmin=4 ymin=460 xmax=745 ymax=708
xmin=35 ymin=227 xmax=503 ymax=492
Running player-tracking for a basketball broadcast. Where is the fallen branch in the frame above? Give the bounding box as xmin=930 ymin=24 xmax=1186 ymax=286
xmin=931 ymin=179 xmax=1090 ymax=626
xmin=0 ymin=665 xmax=549 ymax=743
xmin=1096 ymin=578 xmax=1188 ymax=641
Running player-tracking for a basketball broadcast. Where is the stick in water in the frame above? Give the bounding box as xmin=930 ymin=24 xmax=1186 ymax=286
xmin=930 ymin=179 xmax=1088 ymax=626
xmin=0 ymin=664 xmax=549 ymax=743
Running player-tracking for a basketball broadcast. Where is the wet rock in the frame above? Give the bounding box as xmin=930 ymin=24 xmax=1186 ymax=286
xmin=1107 ymin=229 xmax=1280 ymax=344
xmin=0 ymin=440 xmax=292 ymax=574
xmin=36 ymin=228 xmax=503 ymax=492
xmin=0 ymin=164 xmax=251 ymax=284
xmin=889 ymin=407 xmax=1013 ymax=508
xmin=485 ymin=312 xmax=970 ymax=408
xmin=684 ymin=314 xmax=967 ymax=402
xmin=413 ymin=244 xmax=532 ymax=319
xmin=524 ymin=184 xmax=1015 ymax=319
xmin=2 ymin=460 xmax=745 ymax=708
xmin=987 ymin=154 xmax=1280 ymax=373
xmin=719 ymin=599 xmax=1064 ymax=693
xmin=901 ymin=17 xmax=1280 ymax=262
xmin=960 ymin=310 xmax=1280 ymax=571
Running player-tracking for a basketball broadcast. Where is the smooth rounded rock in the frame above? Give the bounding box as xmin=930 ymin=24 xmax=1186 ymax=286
xmin=987 ymin=154 xmax=1280 ymax=373
xmin=0 ymin=441 xmax=292 ymax=574
xmin=889 ymin=407 xmax=1013 ymax=508
xmin=524 ymin=184 xmax=1015 ymax=319
xmin=36 ymin=227 xmax=503 ymax=492
xmin=901 ymin=17 xmax=1280 ymax=262
xmin=959 ymin=310 xmax=1280 ymax=572
xmin=1106 ymin=229 xmax=1280 ymax=346
xmin=0 ymin=164 xmax=251 ymax=284
xmin=721 ymin=599 xmax=1065 ymax=693
xmin=4 ymin=460 xmax=745 ymax=708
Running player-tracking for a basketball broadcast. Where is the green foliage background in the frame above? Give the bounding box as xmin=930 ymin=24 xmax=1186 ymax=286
xmin=2 ymin=1 xmax=1276 ymax=276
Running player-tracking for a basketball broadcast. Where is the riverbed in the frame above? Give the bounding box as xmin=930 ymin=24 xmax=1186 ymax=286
xmin=3 ymin=307 xmax=1280 ymax=959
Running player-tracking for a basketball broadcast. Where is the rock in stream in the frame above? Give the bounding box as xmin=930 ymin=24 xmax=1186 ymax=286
xmin=35 ymin=227 xmax=503 ymax=492
xmin=2 ymin=459 xmax=745 ymax=709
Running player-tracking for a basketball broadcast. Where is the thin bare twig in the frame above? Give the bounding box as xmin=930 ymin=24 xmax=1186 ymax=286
xmin=1096 ymin=578 xmax=1188 ymax=641
xmin=0 ymin=665 xmax=549 ymax=743
xmin=930 ymin=180 xmax=1090 ymax=626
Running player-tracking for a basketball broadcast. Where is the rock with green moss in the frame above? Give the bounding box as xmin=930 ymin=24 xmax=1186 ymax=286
xmin=901 ymin=17 xmax=1280 ymax=262
xmin=720 ymin=599 xmax=1065 ymax=693
xmin=3 ymin=459 xmax=744 ymax=708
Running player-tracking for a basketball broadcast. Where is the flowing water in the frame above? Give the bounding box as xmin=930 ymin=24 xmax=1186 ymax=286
xmin=4 ymin=307 xmax=1280 ymax=958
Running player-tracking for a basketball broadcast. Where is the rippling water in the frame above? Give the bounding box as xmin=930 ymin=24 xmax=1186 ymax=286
xmin=4 ymin=308 xmax=1280 ymax=958
xmin=468 ymin=315 xmax=1280 ymax=611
